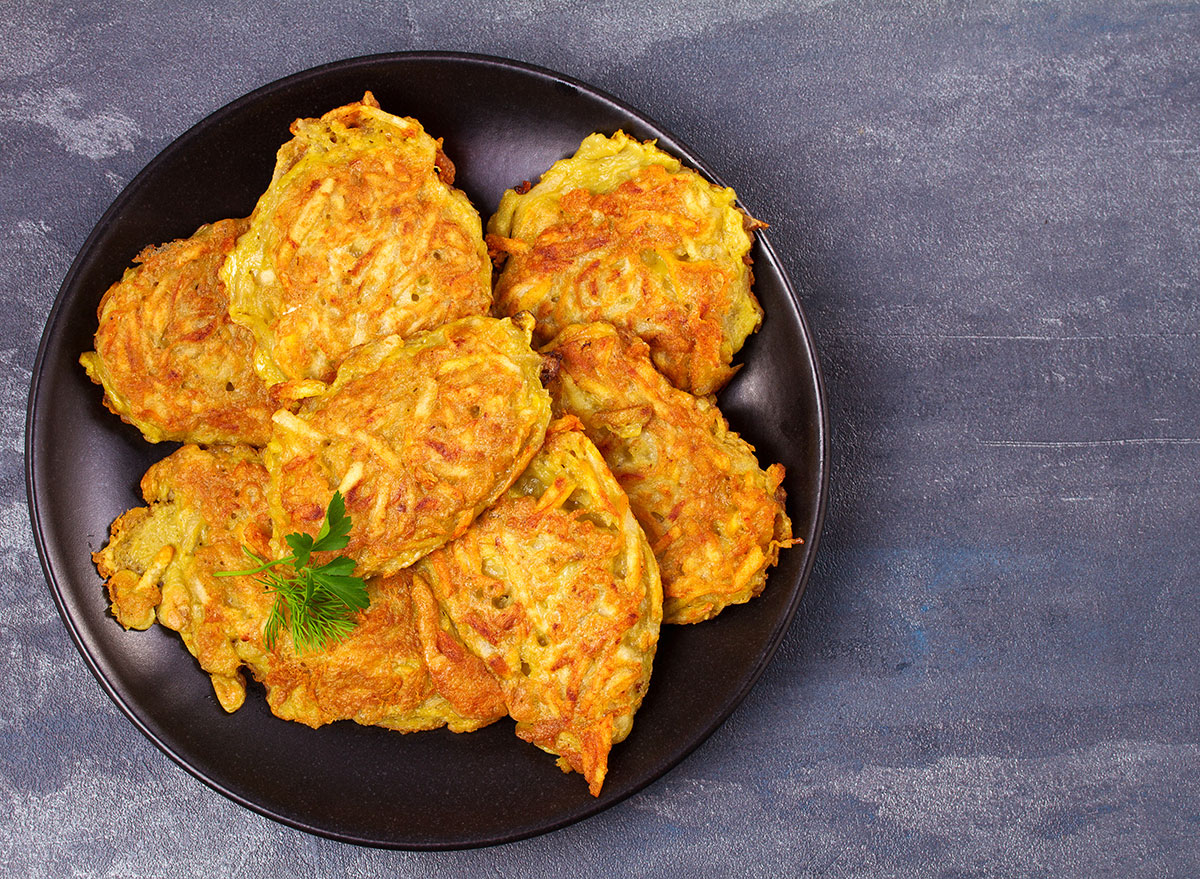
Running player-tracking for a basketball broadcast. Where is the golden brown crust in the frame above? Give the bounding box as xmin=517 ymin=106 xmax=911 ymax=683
xmin=264 ymin=315 xmax=552 ymax=577
xmin=79 ymin=218 xmax=276 ymax=446
xmin=488 ymin=131 xmax=762 ymax=395
xmin=543 ymin=323 xmax=792 ymax=624
xmin=419 ymin=419 xmax=662 ymax=795
xmin=222 ymin=93 xmax=493 ymax=385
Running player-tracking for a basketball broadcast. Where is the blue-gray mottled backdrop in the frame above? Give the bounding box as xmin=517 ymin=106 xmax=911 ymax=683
xmin=4 ymin=1 xmax=1198 ymax=876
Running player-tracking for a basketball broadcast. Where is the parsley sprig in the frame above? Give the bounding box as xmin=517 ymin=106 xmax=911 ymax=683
xmin=216 ymin=491 xmax=369 ymax=652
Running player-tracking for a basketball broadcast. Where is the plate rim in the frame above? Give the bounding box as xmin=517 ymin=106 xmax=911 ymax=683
xmin=25 ymin=50 xmax=830 ymax=850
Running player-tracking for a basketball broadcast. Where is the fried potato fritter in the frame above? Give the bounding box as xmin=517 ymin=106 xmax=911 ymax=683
xmin=79 ymin=218 xmax=276 ymax=445
xmin=265 ymin=315 xmax=552 ymax=577
xmin=259 ymin=572 xmax=506 ymax=732
xmin=222 ymin=92 xmax=493 ymax=385
xmin=419 ymin=419 xmax=662 ymax=796
xmin=488 ymin=131 xmax=763 ymax=395
xmin=543 ymin=323 xmax=792 ymax=624
xmin=95 ymin=444 xmax=505 ymax=732
xmin=96 ymin=444 xmax=281 ymax=710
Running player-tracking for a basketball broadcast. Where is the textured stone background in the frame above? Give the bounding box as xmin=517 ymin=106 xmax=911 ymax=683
xmin=5 ymin=1 xmax=1200 ymax=876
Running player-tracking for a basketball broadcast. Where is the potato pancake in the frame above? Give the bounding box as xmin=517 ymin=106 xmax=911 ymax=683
xmin=488 ymin=131 xmax=763 ymax=395
xmin=265 ymin=315 xmax=552 ymax=578
xmin=543 ymin=323 xmax=792 ymax=625
xmin=419 ymin=418 xmax=662 ymax=796
xmin=257 ymin=571 xmax=506 ymax=733
xmin=96 ymin=444 xmax=283 ymax=711
xmin=222 ymin=92 xmax=493 ymax=386
xmin=79 ymin=218 xmax=275 ymax=446
xmin=95 ymin=444 xmax=505 ymax=732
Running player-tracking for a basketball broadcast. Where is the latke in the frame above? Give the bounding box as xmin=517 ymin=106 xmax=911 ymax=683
xmin=222 ymin=92 xmax=493 ymax=386
xmin=96 ymin=444 xmax=283 ymax=711
xmin=258 ymin=571 xmax=506 ymax=733
xmin=79 ymin=218 xmax=275 ymax=446
xmin=543 ymin=322 xmax=792 ymax=624
xmin=265 ymin=315 xmax=552 ymax=578
xmin=419 ymin=418 xmax=662 ymax=795
xmin=488 ymin=131 xmax=763 ymax=395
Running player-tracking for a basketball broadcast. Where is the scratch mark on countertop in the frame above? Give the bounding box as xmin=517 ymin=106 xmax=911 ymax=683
xmin=980 ymin=438 xmax=1200 ymax=448
xmin=832 ymin=332 xmax=1200 ymax=341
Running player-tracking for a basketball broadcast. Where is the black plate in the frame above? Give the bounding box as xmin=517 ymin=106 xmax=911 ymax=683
xmin=26 ymin=53 xmax=829 ymax=849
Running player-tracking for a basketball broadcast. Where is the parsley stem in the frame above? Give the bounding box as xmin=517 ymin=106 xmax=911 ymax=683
xmin=213 ymin=554 xmax=297 ymax=578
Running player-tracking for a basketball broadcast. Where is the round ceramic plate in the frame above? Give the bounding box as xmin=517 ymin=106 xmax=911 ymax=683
xmin=26 ymin=53 xmax=829 ymax=849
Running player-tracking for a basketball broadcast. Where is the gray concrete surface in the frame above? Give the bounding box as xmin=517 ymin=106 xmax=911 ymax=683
xmin=3 ymin=1 xmax=1199 ymax=876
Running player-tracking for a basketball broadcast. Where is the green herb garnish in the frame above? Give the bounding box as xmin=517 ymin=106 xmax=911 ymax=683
xmin=216 ymin=491 xmax=369 ymax=652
